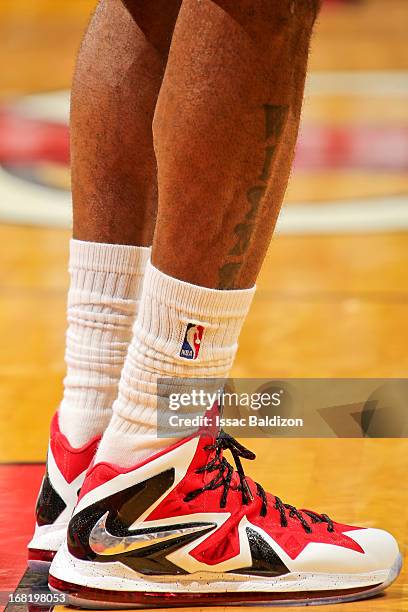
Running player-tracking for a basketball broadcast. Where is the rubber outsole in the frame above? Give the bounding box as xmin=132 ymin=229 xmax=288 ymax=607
xmin=48 ymin=552 xmax=402 ymax=609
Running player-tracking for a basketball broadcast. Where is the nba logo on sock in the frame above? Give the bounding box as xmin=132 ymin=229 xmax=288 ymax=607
xmin=180 ymin=323 xmax=204 ymax=360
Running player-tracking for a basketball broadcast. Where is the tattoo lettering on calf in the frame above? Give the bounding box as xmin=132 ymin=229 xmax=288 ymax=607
xmin=217 ymin=104 xmax=288 ymax=289
xmin=218 ymin=263 xmax=243 ymax=290
xmin=264 ymin=105 xmax=288 ymax=140
xmin=229 ymin=186 xmax=266 ymax=257
xmin=258 ymin=146 xmax=276 ymax=182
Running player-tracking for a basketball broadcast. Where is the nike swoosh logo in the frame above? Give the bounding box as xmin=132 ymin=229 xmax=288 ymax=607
xmin=89 ymin=511 xmax=216 ymax=556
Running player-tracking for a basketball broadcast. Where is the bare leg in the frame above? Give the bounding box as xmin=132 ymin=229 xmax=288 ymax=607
xmin=71 ymin=0 xmax=181 ymax=245
xmin=56 ymin=0 xmax=181 ymax=445
xmin=153 ymin=0 xmax=320 ymax=286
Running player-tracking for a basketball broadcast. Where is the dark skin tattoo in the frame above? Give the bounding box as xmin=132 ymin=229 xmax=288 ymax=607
xmin=152 ymin=0 xmax=320 ymax=289
xmin=218 ymin=262 xmax=243 ymax=290
xmin=218 ymin=104 xmax=288 ymax=289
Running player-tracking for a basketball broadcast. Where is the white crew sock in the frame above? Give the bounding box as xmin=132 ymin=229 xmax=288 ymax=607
xmin=96 ymin=261 xmax=255 ymax=466
xmin=58 ymin=239 xmax=150 ymax=447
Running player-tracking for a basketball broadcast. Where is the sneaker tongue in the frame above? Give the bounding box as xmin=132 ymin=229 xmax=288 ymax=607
xmin=197 ymin=401 xmax=222 ymax=439
xmin=230 ymin=470 xmax=241 ymax=488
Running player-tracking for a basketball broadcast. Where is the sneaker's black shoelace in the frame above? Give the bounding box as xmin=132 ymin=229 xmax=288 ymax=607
xmin=184 ymin=430 xmax=334 ymax=534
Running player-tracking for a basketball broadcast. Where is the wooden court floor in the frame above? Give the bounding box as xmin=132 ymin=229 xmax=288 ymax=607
xmin=0 ymin=1 xmax=407 ymax=610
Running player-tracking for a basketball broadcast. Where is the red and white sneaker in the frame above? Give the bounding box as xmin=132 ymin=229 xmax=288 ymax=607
xmin=28 ymin=413 xmax=100 ymax=570
xmin=49 ymin=431 xmax=401 ymax=607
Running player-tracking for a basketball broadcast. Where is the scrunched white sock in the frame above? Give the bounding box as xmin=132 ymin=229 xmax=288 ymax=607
xmin=96 ymin=261 xmax=255 ymax=466
xmin=58 ymin=239 xmax=150 ymax=447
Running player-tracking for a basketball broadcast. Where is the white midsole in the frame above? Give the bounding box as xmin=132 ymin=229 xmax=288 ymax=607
xmin=28 ymin=522 xmax=68 ymax=552
xmin=50 ymin=541 xmax=393 ymax=593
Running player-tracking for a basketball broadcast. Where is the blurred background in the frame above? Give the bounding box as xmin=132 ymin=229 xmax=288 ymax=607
xmin=0 ymin=1 xmax=407 ymax=606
